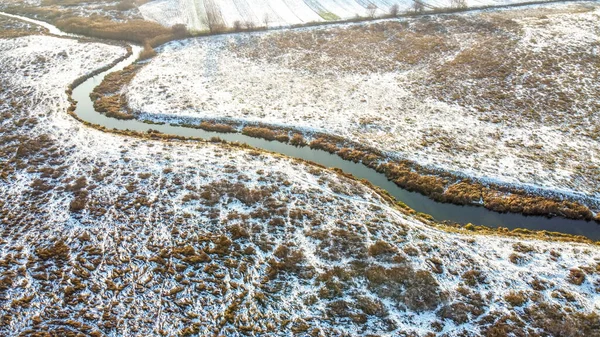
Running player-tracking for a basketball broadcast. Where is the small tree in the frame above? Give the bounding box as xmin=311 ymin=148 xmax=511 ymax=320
xmin=263 ymin=13 xmax=270 ymax=28
xmin=138 ymin=42 xmax=156 ymax=61
xmin=243 ymin=21 xmax=255 ymax=30
xmin=233 ymin=20 xmax=242 ymax=31
xmin=412 ymin=0 xmax=425 ymax=13
xmin=451 ymin=0 xmax=467 ymax=9
xmin=389 ymin=4 xmax=399 ymax=17
xmin=367 ymin=4 xmax=377 ymax=18
xmin=171 ymin=24 xmax=188 ymax=38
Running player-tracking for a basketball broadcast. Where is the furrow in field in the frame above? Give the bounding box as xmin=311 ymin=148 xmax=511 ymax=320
xmin=248 ymin=0 xmax=295 ymax=26
xmin=373 ymin=0 xmax=415 ymax=12
xmin=301 ymin=0 xmax=340 ymax=20
xmin=230 ymin=0 xmax=261 ymax=27
xmin=281 ymin=0 xmax=324 ymax=23
xmin=188 ymin=0 xmax=210 ymax=31
xmin=331 ymin=0 xmax=371 ymax=17
xmin=204 ymin=0 xmax=227 ymax=30
xmin=369 ymin=0 xmax=396 ymax=11
xmin=217 ymin=0 xmax=246 ymax=27
xmin=138 ymin=0 xmax=182 ymax=27
xmin=314 ymin=0 xmax=362 ymax=18
xmin=267 ymin=0 xmax=302 ymax=25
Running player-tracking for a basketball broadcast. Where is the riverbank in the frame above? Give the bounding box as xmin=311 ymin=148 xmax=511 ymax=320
xmin=104 ymin=2 xmax=600 ymax=223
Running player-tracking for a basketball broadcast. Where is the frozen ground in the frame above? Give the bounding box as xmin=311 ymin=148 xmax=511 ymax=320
xmin=1 ymin=14 xmax=600 ymax=337
xmin=126 ymin=2 xmax=600 ymax=205
xmin=138 ymin=0 xmax=554 ymax=31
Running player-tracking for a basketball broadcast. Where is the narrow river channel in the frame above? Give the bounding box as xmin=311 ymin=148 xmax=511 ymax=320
xmin=4 ymin=9 xmax=600 ymax=240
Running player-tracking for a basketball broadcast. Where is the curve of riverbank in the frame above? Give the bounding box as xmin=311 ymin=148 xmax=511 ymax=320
xmin=3 ymin=8 xmax=600 ymax=240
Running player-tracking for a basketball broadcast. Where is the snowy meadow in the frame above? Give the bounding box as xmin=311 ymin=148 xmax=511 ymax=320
xmin=0 ymin=3 xmax=599 ymax=337
xmin=127 ymin=2 xmax=600 ymax=208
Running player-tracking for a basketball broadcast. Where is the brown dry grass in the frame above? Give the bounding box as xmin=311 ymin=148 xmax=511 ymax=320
xmin=90 ymin=64 xmax=140 ymax=119
xmin=423 ymin=7 xmax=600 ymax=137
xmin=55 ymin=16 xmax=171 ymax=45
xmin=242 ymin=126 xmax=289 ymax=143
xmin=4 ymin=5 xmax=189 ymax=47
xmin=229 ymin=20 xmax=457 ymax=74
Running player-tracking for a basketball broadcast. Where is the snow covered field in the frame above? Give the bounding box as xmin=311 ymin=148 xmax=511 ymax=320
xmin=1 ymin=11 xmax=600 ymax=337
xmin=127 ymin=2 xmax=600 ymax=205
xmin=138 ymin=0 xmax=554 ymax=31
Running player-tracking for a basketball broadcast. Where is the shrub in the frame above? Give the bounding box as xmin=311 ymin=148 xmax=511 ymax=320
xmin=509 ymin=253 xmax=526 ymax=265
xmin=35 ymin=241 xmax=70 ymax=261
xmin=513 ymin=242 xmax=535 ymax=253
xmin=428 ymin=257 xmax=444 ymax=274
xmin=271 ymin=244 xmax=305 ymax=275
xmin=171 ymin=24 xmax=189 ymax=37
xmin=504 ymin=291 xmax=527 ymax=307
xmin=403 ymin=246 xmax=419 ymax=256
xmin=242 ymin=126 xmax=278 ymax=141
xmin=356 ymin=296 xmax=387 ymax=317
xmin=309 ymin=137 xmax=338 ymax=153
xmin=365 ymin=265 xmax=443 ymax=312
xmin=567 ymin=268 xmax=586 ymax=285
xmin=368 ymin=240 xmax=396 ymax=257
xmin=403 ymin=270 xmax=444 ymax=311
xmin=138 ymin=43 xmax=157 ymax=61
xmin=290 ymin=133 xmax=306 ymax=147
xmin=69 ymin=195 xmax=87 ymax=212
xmin=438 ymin=302 xmax=472 ymax=324
xmin=199 ymin=121 xmax=235 ymax=133
xmin=523 ymin=302 xmax=600 ymax=335
xmin=462 ymin=270 xmax=486 ymax=286
xmin=529 ymin=277 xmax=548 ymax=291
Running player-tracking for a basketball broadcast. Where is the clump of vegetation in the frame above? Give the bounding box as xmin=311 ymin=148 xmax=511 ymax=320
xmin=35 ymin=241 xmax=70 ymax=261
xmin=138 ymin=42 xmax=157 ymax=61
xmin=199 ymin=121 xmax=236 ymax=133
xmin=365 ymin=265 xmax=444 ymax=312
xmin=567 ymin=268 xmax=586 ymax=285
xmin=368 ymin=240 xmax=397 ymax=257
xmin=200 ymin=179 xmax=278 ymax=206
xmin=230 ymin=20 xmax=456 ymax=74
xmin=504 ymin=291 xmax=528 ymax=307
xmin=462 ymin=269 xmax=486 ymax=287
xmin=90 ymin=65 xmax=140 ymax=119
xmin=289 ymin=133 xmax=306 ymax=147
xmin=242 ymin=126 xmax=289 ymax=142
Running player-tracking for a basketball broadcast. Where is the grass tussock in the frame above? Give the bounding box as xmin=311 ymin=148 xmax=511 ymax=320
xmin=242 ymin=126 xmax=289 ymax=143
xmin=199 ymin=121 xmax=236 ymax=133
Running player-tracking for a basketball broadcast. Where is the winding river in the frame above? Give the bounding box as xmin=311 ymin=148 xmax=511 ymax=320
xmin=3 ymin=9 xmax=600 ymax=240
